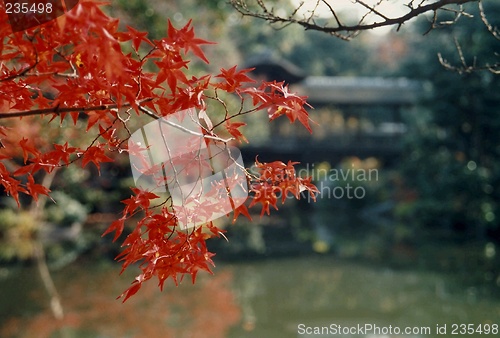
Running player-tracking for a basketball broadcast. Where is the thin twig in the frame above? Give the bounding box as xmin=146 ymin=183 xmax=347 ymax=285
xmin=479 ymin=0 xmax=500 ymax=40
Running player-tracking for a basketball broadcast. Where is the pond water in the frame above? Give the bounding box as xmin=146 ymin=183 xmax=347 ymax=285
xmin=0 ymin=255 xmax=499 ymax=338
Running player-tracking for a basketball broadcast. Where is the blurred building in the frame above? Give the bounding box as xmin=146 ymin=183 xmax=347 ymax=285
xmin=243 ymin=56 xmax=423 ymax=166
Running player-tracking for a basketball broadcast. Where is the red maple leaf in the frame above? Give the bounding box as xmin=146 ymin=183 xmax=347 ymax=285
xmin=232 ymin=204 xmax=252 ymax=223
xmin=19 ymin=137 xmax=40 ymax=164
xmin=121 ymin=187 xmax=160 ymax=216
xmin=119 ymin=25 xmax=153 ymax=51
xmin=26 ymin=174 xmax=51 ymax=202
xmin=0 ymin=162 xmax=26 ymax=207
xmin=248 ymin=183 xmax=279 ymax=216
xmin=81 ymin=145 xmax=113 ymax=173
xmin=102 ymin=217 xmax=126 ymax=242
xmin=118 ymin=281 xmax=142 ymax=303
xmin=1 ymin=177 xmax=25 ymax=207
xmin=215 ymin=66 xmax=255 ymax=93
xmin=225 ymin=121 xmax=248 ymax=143
xmin=166 ymin=19 xmax=215 ymax=64
xmin=53 ymin=143 xmax=78 ymax=165
xmin=265 ymin=81 xmax=313 ymax=133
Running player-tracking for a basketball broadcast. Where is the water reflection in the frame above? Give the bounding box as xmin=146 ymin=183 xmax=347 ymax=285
xmin=228 ymin=257 xmax=499 ymax=338
xmin=0 ymin=263 xmax=240 ymax=338
xmin=1 ymin=256 xmax=499 ymax=338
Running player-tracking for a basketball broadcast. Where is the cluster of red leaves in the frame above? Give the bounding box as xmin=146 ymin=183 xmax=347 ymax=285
xmin=244 ymin=80 xmax=313 ymax=132
xmin=101 ymin=188 xmax=223 ymax=302
xmin=0 ymin=0 xmax=316 ymax=300
xmin=248 ymin=158 xmax=319 ymax=216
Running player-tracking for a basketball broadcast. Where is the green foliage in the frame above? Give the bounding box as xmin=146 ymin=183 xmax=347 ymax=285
xmin=45 ymin=192 xmax=88 ymax=226
xmin=0 ymin=209 xmax=37 ymax=260
xmin=286 ymin=29 xmax=376 ymax=76
xmin=396 ymin=2 xmax=500 ymax=240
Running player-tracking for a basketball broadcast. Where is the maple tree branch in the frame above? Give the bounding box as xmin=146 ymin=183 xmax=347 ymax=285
xmin=205 ymin=91 xmax=260 ymax=131
xmin=204 ymin=90 xmax=257 ymax=130
xmin=206 ymin=89 xmax=231 ymax=127
xmin=210 ymin=106 xmax=260 ymax=131
xmin=0 ymin=45 xmax=76 ymax=87
xmin=137 ymin=104 xmax=234 ymax=143
xmin=0 ymin=0 xmax=319 ymax=301
xmin=0 ymin=32 xmax=40 ymax=82
xmin=0 ymin=61 xmax=38 ymax=82
xmin=0 ymin=98 xmax=154 ymax=119
xmin=23 ymin=70 xmax=78 ymax=79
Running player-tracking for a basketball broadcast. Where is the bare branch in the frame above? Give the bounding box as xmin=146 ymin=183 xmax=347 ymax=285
xmin=479 ymin=0 xmax=500 ymax=40
xmin=232 ymin=0 xmax=500 ymax=74
xmin=357 ymin=0 xmax=390 ymax=22
xmin=230 ymin=0 xmax=477 ymax=38
xmin=439 ymin=57 xmax=500 ymax=74
xmin=438 ymin=38 xmax=500 ymax=74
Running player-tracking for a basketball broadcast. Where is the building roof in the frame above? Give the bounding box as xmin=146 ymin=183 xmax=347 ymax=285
xmin=245 ymin=54 xmax=307 ymax=84
xmin=294 ymin=76 xmax=423 ymax=104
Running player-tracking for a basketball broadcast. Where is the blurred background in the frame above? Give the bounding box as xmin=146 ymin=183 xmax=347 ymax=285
xmin=1 ymin=1 xmax=499 ymax=337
